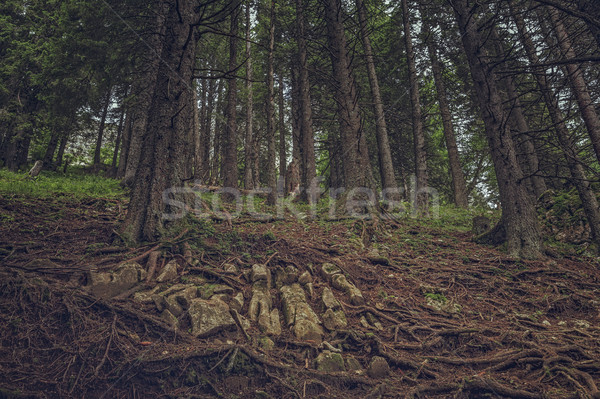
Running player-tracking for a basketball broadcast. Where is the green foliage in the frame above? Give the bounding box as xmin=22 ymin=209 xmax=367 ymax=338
xmin=0 ymin=168 xmax=124 ymax=199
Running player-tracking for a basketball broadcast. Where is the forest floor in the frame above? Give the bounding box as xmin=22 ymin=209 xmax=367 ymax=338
xmin=1 ymin=187 xmax=600 ymax=398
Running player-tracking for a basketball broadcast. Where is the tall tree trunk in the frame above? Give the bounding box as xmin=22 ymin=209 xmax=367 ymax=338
xmin=111 ymin=105 xmax=126 ymax=169
xmin=121 ymin=0 xmax=199 ymax=243
xmin=266 ymin=0 xmax=277 ymax=205
xmin=55 ymin=133 xmax=69 ymax=169
xmin=356 ymin=0 xmax=397 ymax=193
xmin=93 ymin=86 xmax=112 ymax=166
xmin=295 ymin=0 xmax=318 ymax=202
xmin=193 ymin=85 xmax=202 ymax=180
xmin=401 ymin=0 xmax=428 ymax=214
xmin=278 ymin=73 xmax=287 ymax=180
xmin=548 ymin=6 xmax=600 ymax=166
xmin=290 ymin=62 xmax=301 ymax=165
xmin=212 ymin=80 xmax=225 ymax=185
xmin=422 ymin=15 xmax=469 ymax=207
xmin=116 ymin=111 xmax=132 ymax=179
xmin=223 ymin=7 xmax=240 ymax=191
xmin=244 ymin=0 xmax=255 ymax=189
xmin=43 ymin=132 xmax=59 ymax=168
xmin=323 ymin=0 xmax=371 ymax=191
xmin=512 ymin=2 xmax=600 ymax=248
xmin=453 ymin=0 xmax=542 ymax=259
xmin=202 ymin=78 xmax=216 ymax=184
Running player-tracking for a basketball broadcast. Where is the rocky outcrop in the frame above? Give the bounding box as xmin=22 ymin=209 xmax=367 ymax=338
xmin=188 ymin=298 xmax=236 ymax=338
xmin=248 ymin=264 xmax=281 ymax=335
xmin=280 ymin=283 xmax=323 ymax=343
xmin=87 ymin=262 xmax=145 ymax=298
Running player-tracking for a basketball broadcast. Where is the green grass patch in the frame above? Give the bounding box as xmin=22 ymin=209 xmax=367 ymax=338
xmin=0 ymin=169 xmax=125 ymax=199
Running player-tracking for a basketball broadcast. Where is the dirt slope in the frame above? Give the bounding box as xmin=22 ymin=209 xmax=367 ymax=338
xmin=1 ymin=195 xmax=599 ymax=398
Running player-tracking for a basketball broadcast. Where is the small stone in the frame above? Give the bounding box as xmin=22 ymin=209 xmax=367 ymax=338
xmin=574 ymin=320 xmax=591 ymax=329
xmin=322 ymin=308 xmax=347 ymax=330
xmin=156 ymin=260 xmax=178 ymax=283
xmin=305 ymin=283 xmax=314 ymax=298
xmin=189 ymin=298 xmax=237 ymax=338
xmin=321 ymin=287 xmax=341 ymax=310
xmin=316 ymin=351 xmax=345 ymax=372
xmin=258 ymin=337 xmax=275 ymax=351
xmin=174 ymin=286 xmax=198 ymax=309
xmin=346 ymin=357 xmax=362 ymax=371
xmin=298 ymin=271 xmax=312 ymax=285
xmin=161 ymin=309 xmax=179 ymax=329
xmin=230 ymin=292 xmax=244 ymax=313
xmin=367 ymin=356 xmax=390 ymax=378
xmin=133 ymin=286 xmax=160 ymax=304
xmin=223 ymin=263 xmax=238 ymax=273
xmin=251 ymin=264 xmax=270 ymax=284
xmin=558 ymin=321 xmax=567 ymax=326
xmin=152 ymin=294 xmax=166 ymax=312
xmin=87 ymin=262 xmax=143 ymax=298
xmin=265 ymin=309 xmax=282 ymax=336
xmin=165 ymin=295 xmax=184 ymax=316
xmin=542 ymin=320 xmax=551 ymax=326
xmin=320 ymin=263 xmax=341 ymax=282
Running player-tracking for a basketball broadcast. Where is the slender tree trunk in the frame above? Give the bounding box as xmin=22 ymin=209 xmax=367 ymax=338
xmin=512 ymin=2 xmax=600 ymax=248
xmin=202 ymin=78 xmax=215 ymax=184
xmin=453 ymin=0 xmax=542 ymax=259
xmin=295 ymin=0 xmax=317 ymax=202
xmin=111 ymin=105 xmax=126 ymax=170
xmin=356 ymin=0 xmax=397 ymax=193
xmin=55 ymin=133 xmax=69 ymax=169
xmin=548 ymin=6 xmax=600 ymax=166
xmin=243 ymin=1 xmax=255 ymax=189
xmin=422 ymin=16 xmax=469 ymax=207
xmin=121 ymin=0 xmax=199 ymax=243
xmin=401 ymin=0 xmax=428 ymax=214
xmin=223 ymin=8 xmax=240 ymax=191
xmin=93 ymin=86 xmax=112 ymax=166
xmin=192 ymin=86 xmax=202 ymax=180
xmin=278 ymin=73 xmax=287 ymax=180
xmin=290 ymin=62 xmax=301 ymax=165
xmin=323 ymin=0 xmax=371 ymax=191
xmin=43 ymin=132 xmax=59 ymax=168
xmin=266 ymin=0 xmax=277 ymax=205
xmin=117 ymin=111 xmax=132 ymax=179
xmin=212 ymin=80 xmax=225 ymax=185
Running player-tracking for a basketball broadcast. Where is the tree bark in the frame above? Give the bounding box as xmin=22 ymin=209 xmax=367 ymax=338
xmin=116 ymin=111 xmax=132 ymax=179
xmin=223 ymin=7 xmax=240 ymax=191
xmin=402 ymin=0 xmax=428 ymax=214
xmin=577 ymin=0 xmax=600 ymax=49
xmin=55 ymin=133 xmax=69 ymax=169
xmin=548 ymin=6 xmax=600 ymax=166
xmin=244 ymin=0 xmax=255 ymax=190
xmin=422 ymin=15 xmax=469 ymax=208
xmin=93 ymin=86 xmax=112 ymax=166
xmin=111 ymin=105 xmax=126 ymax=170
xmin=356 ymin=0 xmax=397 ymax=193
xmin=453 ymin=0 xmax=542 ymax=259
xmin=278 ymin=73 xmax=287 ymax=180
xmin=193 ymin=85 xmax=202 ymax=180
xmin=295 ymin=0 xmax=317 ymax=202
xmin=121 ymin=0 xmax=199 ymax=243
xmin=512 ymin=1 xmax=600 ymax=248
xmin=43 ymin=132 xmax=59 ymax=168
xmin=323 ymin=0 xmax=371 ymax=191
xmin=266 ymin=0 xmax=277 ymax=206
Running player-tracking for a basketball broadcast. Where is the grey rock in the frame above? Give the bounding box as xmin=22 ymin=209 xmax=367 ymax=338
xmin=213 ymin=284 xmax=235 ymax=295
xmin=152 ymin=294 xmax=166 ymax=312
xmin=223 ymin=263 xmax=238 ymax=273
xmin=346 ymin=357 xmax=363 ymax=371
xmin=230 ymin=292 xmax=244 ymax=313
xmin=189 ymin=298 xmax=237 ymax=338
xmin=321 ymin=287 xmax=341 ymax=310
xmin=87 ymin=262 xmax=143 ymax=298
xmin=281 ymin=284 xmax=323 ymax=342
xmin=161 ymin=309 xmax=179 ymax=329
xmin=322 ymin=308 xmax=347 ymax=330
xmin=298 ymin=271 xmax=312 ymax=285
xmin=258 ymin=336 xmax=275 ymax=351
xmin=251 ymin=264 xmax=270 ymax=284
xmin=332 ymin=274 xmax=364 ymax=305
xmin=156 ymin=260 xmax=179 ymax=283
xmin=275 ymin=266 xmax=298 ymax=287
xmin=367 ymin=356 xmax=390 ymax=379
xmin=174 ymin=286 xmax=198 ymax=309
xmin=165 ymin=295 xmax=184 ymax=316
xmin=320 ymin=263 xmax=341 ymax=282
xmin=133 ymin=286 xmax=160 ymax=304
xmin=316 ymin=351 xmax=345 ymax=372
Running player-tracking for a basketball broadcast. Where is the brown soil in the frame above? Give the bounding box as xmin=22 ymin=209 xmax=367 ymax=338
xmin=1 ymin=195 xmax=599 ymax=398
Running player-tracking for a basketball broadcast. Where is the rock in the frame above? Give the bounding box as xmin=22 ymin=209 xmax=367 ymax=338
xmin=322 ymin=308 xmax=347 ymax=330
xmin=223 ymin=263 xmax=238 ymax=273
xmin=332 ymin=274 xmax=364 ymax=305
xmin=367 ymin=356 xmax=390 ymax=379
xmin=574 ymin=320 xmax=591 ymax=329
xmin=346 ymin=357 xmax=363 ymax=371
xmin=158 ymin=283 xmax=194 ymax=297
xmin=281 ymin=284 xmax=323 ymax=343
xmin=316 ymin=351 xmax=345 ymax=372
xmin=165 ymin=295 xmax=184 ymax=317
xmin=321 ymin=287 xmax=341 ymax=310
xmin=152 ymin=294 xmax=166 ymax=312
xmin=320 ymin=263 xmax=341 ymax=282
xmin=265 ymin=309 xmax=282 ymax=336
xmin=249 ymin=286 xmax=272 ymax=321
xmin=258 ymin=337 xmax=275 ymax=352
xmin=366 ymin=312 xmax=383 ymax=330
xmin=156 ymin=260 xmax=179 ymax=283
xmin=189 ymin=298 xmax=237 ymax=338
xmin=211 ymin=293 xmax=230 ymax=303
xmin=275 ymin=266 xmax=298 ymax=287
xmin=213 ymin=284 xmax=235 ymax=295
xmin=298 ymin=271 xmax=312 ymax=285
xmin=174 ymin=286 xmax=198 ymax=309
xmin=87 ymin=262 xmax=143 ymax=298
xmin=305 ymin=283 xmax=314 ymax=298
xmin=161 ymin=309 xmax=179 ymax=329
xmin=133 ymin=286 xmax=160 ymax=304
xmin=230 ymin=292 xmax=244 ymax=313
xmin=251 ymin=264 xmax=270 ymax=284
